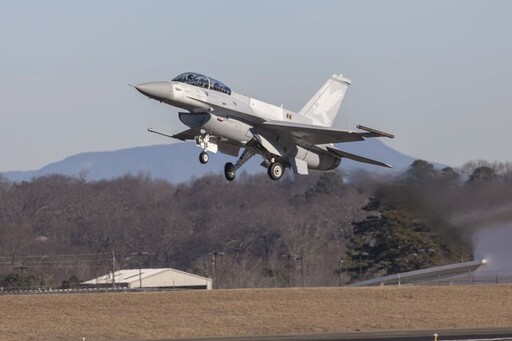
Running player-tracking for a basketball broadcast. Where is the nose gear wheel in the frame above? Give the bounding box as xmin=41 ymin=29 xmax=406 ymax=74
xmin=199 ymin=151 xmax=209 ymax=164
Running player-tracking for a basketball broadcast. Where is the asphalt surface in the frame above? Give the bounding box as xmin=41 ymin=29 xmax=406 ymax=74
xmin=134 ymin=328 xmax=512 ymax=341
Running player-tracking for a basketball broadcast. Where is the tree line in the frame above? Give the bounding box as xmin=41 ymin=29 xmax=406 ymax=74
xmin=1 ymin=159 xmax=511 ymax=289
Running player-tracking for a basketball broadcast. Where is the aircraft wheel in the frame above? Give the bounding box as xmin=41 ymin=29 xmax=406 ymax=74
xmin=268 ymin=162 xmax=284 ymax=180
xmin=224 ymin=162 xmax=236 ymax=181
xmin=199 ymin=151 xmax=209 ymax=164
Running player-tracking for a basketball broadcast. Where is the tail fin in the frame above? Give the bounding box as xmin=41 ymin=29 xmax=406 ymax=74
xmin=298 ymin=74 xmax=351 ymax=127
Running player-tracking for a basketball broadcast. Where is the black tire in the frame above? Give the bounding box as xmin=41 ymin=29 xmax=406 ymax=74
xmin=268 ymin=162 xmax=284 ymax=180
xmin=224 ymin=162 xmax=235 ymax=181
xmin=199 ymin=151 xmax=209 ymax=164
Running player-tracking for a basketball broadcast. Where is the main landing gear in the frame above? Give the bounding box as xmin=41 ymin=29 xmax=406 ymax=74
xmin=223 ymin=152 xmax=285 ymax=182
xmin=224 ymin=162 xmax=235 ymax=181
xmin=194 ymin=135 xmax=286 ymax=181
xmin=199 ymin=151 xmax=209 ymax=164
xmin=223 ymin=149 xmax=255 ymax=181
xmin=267 ymin=161 xmax=284 ymax=181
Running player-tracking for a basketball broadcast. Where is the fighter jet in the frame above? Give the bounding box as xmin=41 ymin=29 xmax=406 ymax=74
xmin=134 ymin=72 xmax=394 ymax=181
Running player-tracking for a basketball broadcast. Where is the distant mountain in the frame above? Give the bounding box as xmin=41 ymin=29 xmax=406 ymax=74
xmin=2 ymin=140 xmax=435 ymax=183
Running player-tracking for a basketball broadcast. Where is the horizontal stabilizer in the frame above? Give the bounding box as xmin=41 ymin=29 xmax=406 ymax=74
xmin=327 ymin=146 xmax=392 ymax=168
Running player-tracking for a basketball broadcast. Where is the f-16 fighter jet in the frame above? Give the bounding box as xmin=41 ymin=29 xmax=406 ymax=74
xmin=135 ymin=72 xmax=394 ymax=181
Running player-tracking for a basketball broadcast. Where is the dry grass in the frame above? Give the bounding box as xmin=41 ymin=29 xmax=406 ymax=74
xmin=1 ymin=286 xmax=512 ymax=341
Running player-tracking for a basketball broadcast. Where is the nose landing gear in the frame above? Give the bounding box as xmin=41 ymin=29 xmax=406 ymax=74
xmin=196 ymin=133 xmax=215 ymax=165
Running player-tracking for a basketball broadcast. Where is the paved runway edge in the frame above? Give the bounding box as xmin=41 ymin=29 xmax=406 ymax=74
xmin=133 ymin=327 xmax=512 ymax=341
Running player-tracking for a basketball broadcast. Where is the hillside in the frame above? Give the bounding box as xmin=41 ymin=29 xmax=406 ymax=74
xmin=2 ymin=139 xmax=424 ymax=183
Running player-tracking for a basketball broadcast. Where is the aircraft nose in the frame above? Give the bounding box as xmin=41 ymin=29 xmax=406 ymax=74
xmin=135 ymin=81 xmax=171 ymax=101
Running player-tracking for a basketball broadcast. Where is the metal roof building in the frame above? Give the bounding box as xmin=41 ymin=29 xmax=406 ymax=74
xmin=82 ymin=268 xmax=212 ymax=290
xmin=349 ymin=259 xmax=487 ymax=287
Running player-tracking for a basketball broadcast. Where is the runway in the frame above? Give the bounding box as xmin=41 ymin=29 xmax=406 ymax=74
xmin=136 ymin=328 xmax=512 ymax=341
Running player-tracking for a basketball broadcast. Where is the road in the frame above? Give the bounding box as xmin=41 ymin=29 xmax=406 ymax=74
xmin=135 ymin=328 xmax=512 ymax=341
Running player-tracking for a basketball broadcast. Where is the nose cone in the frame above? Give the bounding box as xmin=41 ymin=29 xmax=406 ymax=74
xmin=135 ymin=81 xmax=171 ymax=102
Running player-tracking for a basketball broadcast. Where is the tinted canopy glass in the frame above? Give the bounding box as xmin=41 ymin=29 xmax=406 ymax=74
xmin=172 ymin=72 xmax=231 ymax=95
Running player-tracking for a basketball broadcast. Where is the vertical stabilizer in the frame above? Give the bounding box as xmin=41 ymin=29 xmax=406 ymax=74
xmin=298 ymin=74 xmax=351 ymax=127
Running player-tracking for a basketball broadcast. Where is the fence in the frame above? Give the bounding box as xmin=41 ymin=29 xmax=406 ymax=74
xmin=416 ymin=271 xmax=512 ymax=286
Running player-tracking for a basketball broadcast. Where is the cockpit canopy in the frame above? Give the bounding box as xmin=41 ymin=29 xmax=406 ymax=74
xmin=172 ymin=72 xmax=231 ymax=95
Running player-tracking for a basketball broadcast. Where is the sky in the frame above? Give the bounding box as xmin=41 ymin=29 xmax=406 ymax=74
xmin=1 ymin=0 xmax=511 ymax=172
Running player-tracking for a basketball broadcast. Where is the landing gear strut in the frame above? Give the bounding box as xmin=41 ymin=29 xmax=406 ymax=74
xmin=199 ymin=151 xmax=209 ymax=164
xmin=224 ymin=149 xmax=255 ymax=181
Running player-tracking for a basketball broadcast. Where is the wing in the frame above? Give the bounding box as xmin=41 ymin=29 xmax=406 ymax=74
xmin=261 ymin=121 xmax=389 ymax=145
xmin=148 ymin=127 xmax=242 ymax=157
xmin=326 ymin=146 xmax=392 ymax=168
xmin=187 ymin=97 xmax=394 ymax=146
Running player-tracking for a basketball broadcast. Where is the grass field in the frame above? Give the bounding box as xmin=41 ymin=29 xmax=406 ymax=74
xmin=1 ymin=285 xmax=512 ymax=341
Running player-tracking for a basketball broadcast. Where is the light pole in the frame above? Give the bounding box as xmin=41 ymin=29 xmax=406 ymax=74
xmin=112 ymin=251 xmax=116 ymax=289
xmin=286 ymin=254 xmax=292 ymax=287
xmin=282 ymin=254 xmax=300 ymax=287
xmin=300 ymin=255 xmax=305 ymax=287
xmin=15 ymin=264 xmax=28 ymax=275
xmin=427 ymin=248 xmax=435 ymax=267
xmin=339 ymin=259 xmax=345 ymax=286
xmin=208 ymin=251 xmax=224 ymax=289
xmin=294 ymin=253 xmax=305 ymax=287
xmin=132 ymin=251 xmax=150 ymax=289
xmin=419 ymin=248 xmax=435 ymax=268
xmin=354 ymin=252 xmax=369 ymax=276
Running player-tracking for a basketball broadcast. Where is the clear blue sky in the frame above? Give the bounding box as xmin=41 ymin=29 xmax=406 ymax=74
xmin=1 ymin=0 xmax=511 ymax=171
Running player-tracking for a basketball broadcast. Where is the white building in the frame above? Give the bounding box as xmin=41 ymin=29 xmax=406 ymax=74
xmin=82 ymin=268 xmax=212 ymax=290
